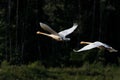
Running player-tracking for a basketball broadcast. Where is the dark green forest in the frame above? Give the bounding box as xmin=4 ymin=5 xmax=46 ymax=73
xmin=0 ymin=0 xmax=120 ymax=80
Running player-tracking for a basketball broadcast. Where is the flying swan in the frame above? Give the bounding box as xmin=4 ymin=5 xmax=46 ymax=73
xmin=36 ymin=22 xmax=78 ymax=41
xmin=73 ymin=41 xmax=118 ymax=52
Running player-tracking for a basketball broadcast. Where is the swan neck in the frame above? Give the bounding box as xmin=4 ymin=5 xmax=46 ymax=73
xmin=80 ymin=41 xmax=92 ymax=44
xmin=36 ymin=31 xmax=50 ymax=36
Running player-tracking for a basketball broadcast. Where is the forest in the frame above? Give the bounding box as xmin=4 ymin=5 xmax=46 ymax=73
xmin=0 ymin=0 xmax=120 ymax=80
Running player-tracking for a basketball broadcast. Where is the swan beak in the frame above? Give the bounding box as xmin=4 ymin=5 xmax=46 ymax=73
xmin=80 ymin=41 xmax=84 ymax=44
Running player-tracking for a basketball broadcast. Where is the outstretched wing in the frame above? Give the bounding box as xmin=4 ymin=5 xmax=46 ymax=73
xmin=94 ymin=41 xmax=109 ymax=48
xmin=58 ymin=23 xmax=78 ymax=37
xmin=94 ymin=41 xmax=118 ymax=52
xmin=73 ymin=43 xmax=98 ymax=52
xmin=40 ymin=22 xmax=59 ymax=36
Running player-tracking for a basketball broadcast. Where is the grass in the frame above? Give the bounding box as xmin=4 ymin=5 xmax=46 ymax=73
xmin=0 ymin=61 xmax=120 ymax=80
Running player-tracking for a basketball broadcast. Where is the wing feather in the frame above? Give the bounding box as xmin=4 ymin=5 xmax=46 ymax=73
xmin=73 ymin=43 xmax=99 ymax=52
xmin=40 ymin=22 xmax=59 ymax=36
xmin=58 ymin=23 xmax=78 ymax=37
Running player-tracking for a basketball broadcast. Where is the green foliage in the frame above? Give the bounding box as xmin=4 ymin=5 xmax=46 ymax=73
xmin=0 ymin=61 xmax=47 ymax=80
xmin=43 ymin=0 xmax=65 ymax=25
xmin=0 ymin=61 xmax=120 ymax=80
xmin=70 ymin=48 xmax=107 ymax=67
xmin=0 ymin=8 xmax=6 ymax=62
xmin=0 ymin=0 xmax=119 ymax=67
xmin=1 ymin=60 xmax=9 ymax=68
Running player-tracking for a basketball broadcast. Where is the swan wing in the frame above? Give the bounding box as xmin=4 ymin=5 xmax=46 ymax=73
xmin=94 ymin=41 xmax=118 ymax=52
xmin=58 ymin=23 xmax=78 ymax=37
xmin=73 ymin=43 xmax=98 ymax=52
xmin=40 ymin=22 xmax=59 ymax=36
xmin=94 ymin=41 xmax=110 ymax=48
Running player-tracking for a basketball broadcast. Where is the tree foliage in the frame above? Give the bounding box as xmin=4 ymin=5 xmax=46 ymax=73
xmin=0 ymin=0 xmax=119 ymax=66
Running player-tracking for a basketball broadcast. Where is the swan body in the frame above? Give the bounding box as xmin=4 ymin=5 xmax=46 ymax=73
xmin=73 ymin=41 xmax=118 ymax=53
xmin=37 ymin=22 xmax=78 ymax=41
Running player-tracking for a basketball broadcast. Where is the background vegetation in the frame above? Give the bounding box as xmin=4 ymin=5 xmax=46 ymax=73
xmin=0 ymin=0 xmax=120 ymax=79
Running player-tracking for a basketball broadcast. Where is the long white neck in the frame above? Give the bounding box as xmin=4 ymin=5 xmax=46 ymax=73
xmin=80 ymin=41 xmax=92 ymax=45
xmin=36 ymin=31 xmax=63 ymax=41
xmin=36 ymin=31 xmax=51 ymax=37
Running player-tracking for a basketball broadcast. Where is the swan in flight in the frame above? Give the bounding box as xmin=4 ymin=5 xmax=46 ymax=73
xmin=73 ymin=41 xmax=118 ymax=53
xmin=36 ymin=22 xmax=78 ymax=41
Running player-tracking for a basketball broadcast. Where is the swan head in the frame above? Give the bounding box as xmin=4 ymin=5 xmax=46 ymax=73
xmin=80 ymin=41 xmax=86 ymax=44
xmin=36 ymin=31 xmax=41 ymax=34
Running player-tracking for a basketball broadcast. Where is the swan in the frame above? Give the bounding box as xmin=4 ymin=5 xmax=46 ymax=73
xmin=73 ymin=41 xmax=118 ymax=52
xmin=36 ymin=22 xmax=78 ymax=41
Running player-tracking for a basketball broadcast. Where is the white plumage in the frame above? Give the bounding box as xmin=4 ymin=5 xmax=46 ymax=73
xmin=37 ymin=22 xmax=78 ymax=41
xmin=73 ymin=41 xmax=118 ymax=53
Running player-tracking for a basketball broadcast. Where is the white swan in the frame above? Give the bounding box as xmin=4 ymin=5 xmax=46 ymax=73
xmin=73 ymin=41 xmax=118 ymax=52
xmin=37 ymin=22 xmax=78 ymax=41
